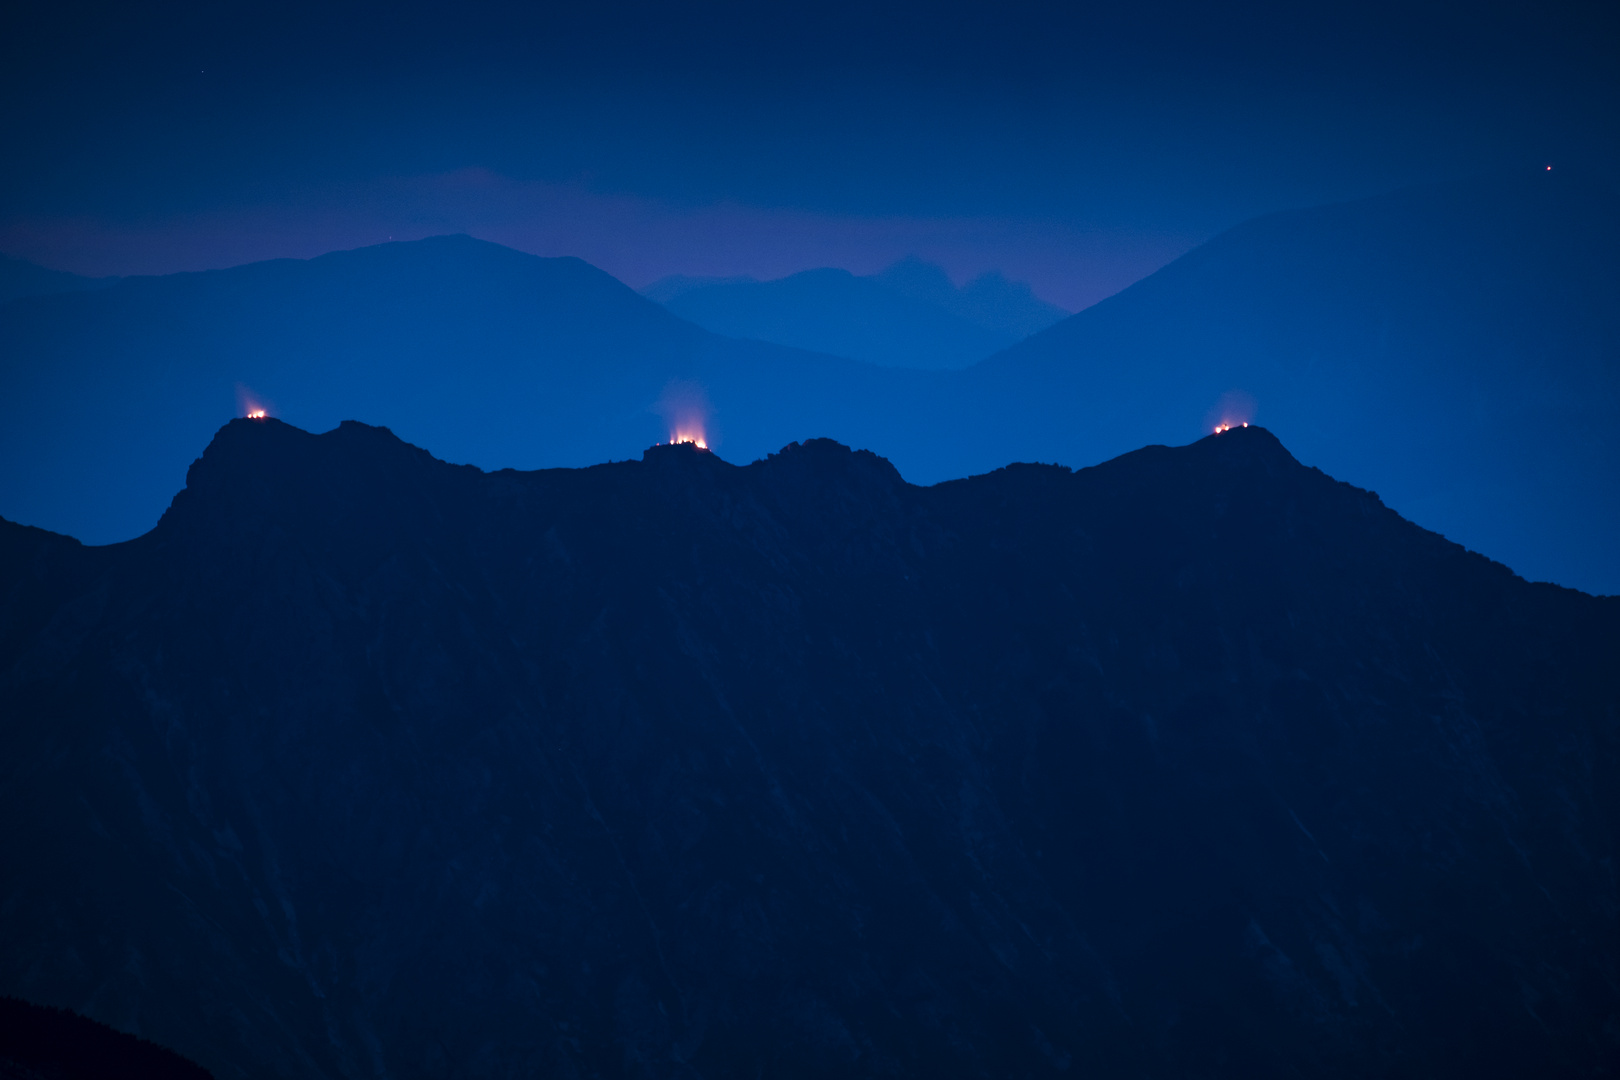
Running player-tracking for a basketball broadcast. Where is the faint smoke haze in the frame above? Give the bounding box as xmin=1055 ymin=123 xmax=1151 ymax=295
xmin=1205 ymin=390 xmax=1258 ymax=432
xmin=651 ymin=379 xmax=715 ymax=447
xmin=235 ymin=383 xmax=275 ymax=420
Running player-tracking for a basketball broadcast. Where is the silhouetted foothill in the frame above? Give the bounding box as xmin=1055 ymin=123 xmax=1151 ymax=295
xmin=0 ymin=997 xmax=213 ymax=1080
xmin=1 ymin=419 xmax=1616 ymax=1079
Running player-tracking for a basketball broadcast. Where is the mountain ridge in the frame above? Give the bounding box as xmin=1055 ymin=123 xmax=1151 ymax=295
xmin=3 ymin=173 xmax=1617 ymax=592
xmin=2 ymin=417 xmax=1616 ymax=1077
xmin=0 ymin=253 xmax=117 ymax=306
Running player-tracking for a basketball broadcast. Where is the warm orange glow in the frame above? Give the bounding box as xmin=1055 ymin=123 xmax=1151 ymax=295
xmin=237 ymin=384 xmax=272 ymax=420
xmin=1204 ymin=390 xmax=1256 ymax=436
xmin=653 ymin=379 xmax=714 ymax=454
xmin=670 ymin=430 xmax=708 ymax=450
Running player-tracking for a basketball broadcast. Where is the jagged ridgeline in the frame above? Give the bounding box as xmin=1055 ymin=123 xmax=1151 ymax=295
xmin=1 ymin=419 xmax=1616 ymax=1078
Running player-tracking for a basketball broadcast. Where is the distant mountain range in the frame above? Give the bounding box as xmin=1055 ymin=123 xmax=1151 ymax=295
xmin=1 ymin=172 xmax=1615 ymax=592
xmin=0 ymin=254 xmax=116 ymax=304
xmin=643 ymin=258 xmax=1069 ymax=369
xmin=3 ymin=417 xmax=1615 ymax=1078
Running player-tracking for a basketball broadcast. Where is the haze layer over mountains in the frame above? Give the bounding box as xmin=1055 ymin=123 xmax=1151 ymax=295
xmin=3 ymin=417 xmax=1615 ymax=1078
xmin=644 ymin=258 xmax=1069 ymax=369
xmin=0 ymin=172 xmax=1615 ymax=593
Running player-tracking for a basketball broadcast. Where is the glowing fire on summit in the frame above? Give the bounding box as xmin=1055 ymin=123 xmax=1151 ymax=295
xmin=1206 ymin=390 xmax=1257 ymax=436
xmin=236 ymin=384 xmax=272 ymax=421
xmin=653 ymin=379 xmax=714 ymax=452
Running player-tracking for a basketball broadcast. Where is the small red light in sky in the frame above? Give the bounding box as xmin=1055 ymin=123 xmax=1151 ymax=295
xmin=1547 ymin=165 xmax=1553 ymax=171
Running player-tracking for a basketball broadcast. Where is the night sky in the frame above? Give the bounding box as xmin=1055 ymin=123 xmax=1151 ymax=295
xmin=4 ymin=0 xmax=1615 ymax=308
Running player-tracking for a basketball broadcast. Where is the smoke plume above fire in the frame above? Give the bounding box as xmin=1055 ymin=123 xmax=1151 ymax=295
xmin=236 ymin=383 xmax=273 ymax=420
xmin=652 ymin=379 xmax=714 ymax=449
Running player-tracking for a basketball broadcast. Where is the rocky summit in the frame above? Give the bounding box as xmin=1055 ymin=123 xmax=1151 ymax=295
xmin=1 ymin=418 xmax=1616 ymax=1079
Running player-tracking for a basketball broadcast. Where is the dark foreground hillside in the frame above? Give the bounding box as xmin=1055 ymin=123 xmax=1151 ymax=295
xmin=1 ymin=419 xmax=1616 ymax=1078
xmin=0 ymin=997 xmax=213 ymax=1079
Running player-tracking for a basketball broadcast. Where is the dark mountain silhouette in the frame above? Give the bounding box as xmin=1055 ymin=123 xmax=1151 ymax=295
xmin=648 ymin=259 xmax=1067 ymax=369
xmin=2 ymin=418 xmax=1616 ymax=1078
xmin=2 ymin=173 xmax=1617 ymax=593
xmin=0 ymin=997 xmax=213 ymax=1080
xmin=0 ymin=254 xmax=116 ymax=305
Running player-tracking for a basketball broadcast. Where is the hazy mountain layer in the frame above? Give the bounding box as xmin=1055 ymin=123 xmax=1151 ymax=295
xmin=873 ymin=256 xmax=1070 ymax=339
xmin=648 ymin=259 xmax=1068 ymax=369
xmin=0 ymin=254 xmax=116 ymax=305
xmin=2 ymin=174 xmax=1617 ymax=592
xmin=2 ymin=419 xmax=1615 ymax=1078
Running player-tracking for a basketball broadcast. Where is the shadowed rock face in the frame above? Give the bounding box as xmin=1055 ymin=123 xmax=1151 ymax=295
xmin=1 ymin=419 xmax=1616 ymax=1079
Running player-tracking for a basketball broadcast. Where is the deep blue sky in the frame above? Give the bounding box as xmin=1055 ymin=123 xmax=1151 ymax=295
xmin=3 ymin=0 xmax=1616 ymax=306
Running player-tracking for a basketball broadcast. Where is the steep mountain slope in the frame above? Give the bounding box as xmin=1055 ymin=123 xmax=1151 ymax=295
xmin=951 ymin=172 xmax=1620 ymax=593
xmin=0 ymin=254 xmax=115 ymax=305
xmin=2 ymin=419 xmax=1616 ymax=1079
